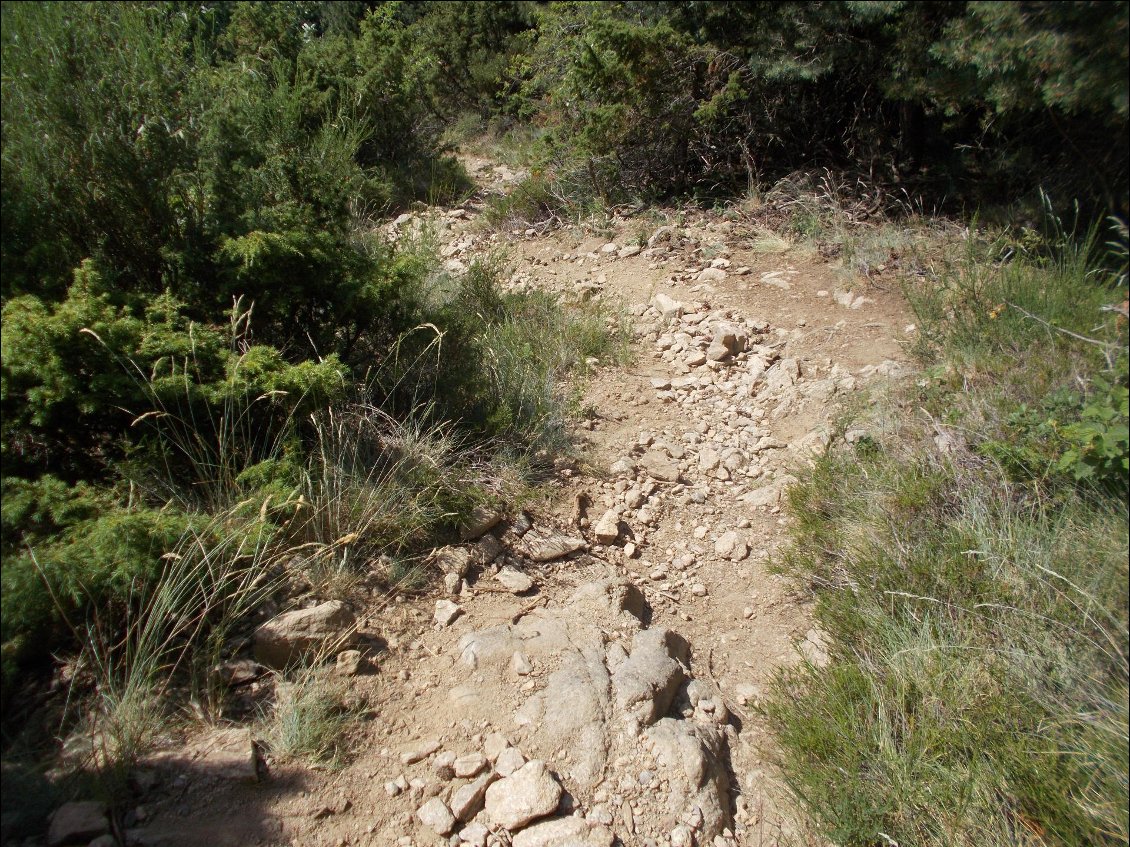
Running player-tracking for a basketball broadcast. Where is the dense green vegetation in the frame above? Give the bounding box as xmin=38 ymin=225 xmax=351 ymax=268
xmin=0 ymin=0 xmax=614 ymax=718
xmin=498 ymin=1 xmax=1129 ymax=218
xmin=1 ymin=1 xmax=1127 ymax=844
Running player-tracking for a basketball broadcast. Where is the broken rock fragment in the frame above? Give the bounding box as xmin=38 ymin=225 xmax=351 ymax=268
xmin=516 ymin=531 xmax=586 ymax=562
xmin=644 ymin=718 xmax=733 ymax=842
xmin=612 ymin=627 xmax=689 ymax=727
xmin=416 ymin=797 xmax=456 ymax=836
xmin=450 ymin=772 xmax=497 ymax=821
xmin=592 ymin=509 xmax=620 ymax=544
xmin=461 ymin=505 xmax=503 ymax=540
xmin=496 ymin=566 xmax=535 ymax=594
xmin=434 ymin=599 xmax=462 ymax=627
xmin=484 ymin=759 xmax=563 ymax=830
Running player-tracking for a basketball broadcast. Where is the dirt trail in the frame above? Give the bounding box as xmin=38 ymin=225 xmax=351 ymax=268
xmin=126 ymin=159 xmax=914 ymax=847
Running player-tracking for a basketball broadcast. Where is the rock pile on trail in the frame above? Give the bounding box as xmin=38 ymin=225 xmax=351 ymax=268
xmin=389 ymin=576 xmax=737 ymax=847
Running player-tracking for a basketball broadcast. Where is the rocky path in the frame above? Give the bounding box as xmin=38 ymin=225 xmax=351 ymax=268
xmin=117 ymin=160 xmax=915 ymax=847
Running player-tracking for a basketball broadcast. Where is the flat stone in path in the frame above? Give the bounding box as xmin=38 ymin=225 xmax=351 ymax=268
xmin=511 ymin=817 xmax=615 ymax=847
xmin=638 ymin=451 xmax=681 ymax=482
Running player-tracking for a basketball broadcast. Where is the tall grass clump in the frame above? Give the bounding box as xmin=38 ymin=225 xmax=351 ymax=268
xmin=767 ymin=216 xmax=1128 ymax=846
xmin=293 ymin=401 xmax=482 ymax=597
xmin=57 ymin=513 xmax=283 ymax=795
xmin=259 ymin=662 xmax=359 ymax=767
xmin=383 ymin=246 xmax=628 ymax=459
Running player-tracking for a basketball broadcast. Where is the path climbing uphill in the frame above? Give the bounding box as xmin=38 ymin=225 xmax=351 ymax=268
xmin=111 ymin=160 xmax=916 ymax=847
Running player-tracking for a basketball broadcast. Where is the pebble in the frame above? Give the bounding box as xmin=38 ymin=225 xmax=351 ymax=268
xmin=496 ymin=567 xmax=535 ymax=594
xmin=401 ymin=739 xmax=441 ymax=765
xmin=512 ymin=652 xmax=533 ymax=676
xmin=495 ymin=746 xmax=526 ymax=777
xmin=454 ymin=752 xmax=488 ymax=778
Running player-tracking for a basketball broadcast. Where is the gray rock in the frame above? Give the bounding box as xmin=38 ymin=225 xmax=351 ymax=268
xmin=451 ymin=772 xmax=497 ymax=821
xmin=253 ymin=600 xmax=355 ymax=668
xmin=511 ymin=817 xmax=615 ymax=847
xmin=652 ymin=293 xmax=684 ymax=321
xmin=740 ymin=476 xmax=796 ymax=508
xmin=434 ymin=546 xmax=476 ymax=577
xmin=512 ymin=511 xmax=534 ymax=535
xmin=444 ymin=572 xmax=462 ymax=595
xmin=454 ymin=752 xmax=488 ymax=778
xmin=618 ymin=244 xmax=642 ymax=258
xmin=416 ymin=797 xmax=456 ymax=835
xmin=512 ymin=652 xmax=533 ymax=676
xmin=484 ymin=760 xmax=563 ymax=831
xmin=609 ymin=457 xmax=636 ymax=477
xmin=569 ymin=578 xmax=647 ymax=624
xmin=647 ymin=226 xmax=675 ymax=248
xmin=483 ymin=732 xmax=510 ymax=762
xmin=638 ymin=451 xmax=681 ymax=483
xmin=706 ymin=342 xmax=731 ymax=362
xmin=537 ymin=652 xmax=614 ymax=787
xmin=697 ymin=267 xmax=727 ymax=283
xmin=334 ymin=649 xmax=364 ymax=676
xmin=474 ymin=534 xmax=505 ymax=565
xmin=211 ymin=658 xmax=266 ymax=688
xmin=47 ymin=801 xmax=108 ymax=847
xmin=495 ymin=746 xmax=526 ymax=777
xmin=400 ymin=739 xmax=442 ymax=765
xmin=461 ymin=505 xmax=503 ymax=540
xmin=496 ymin=567 xmax=534 ymax=594
xmin=799 ymin=628 xmax=831 ymax=668
xmin=698 ymin=447 xmax=721 ymax=472
xmin=715 ymin=323 xmax=748 ymax=355
xmin=459 ymin=821 xmax=490 ymax=846
xmin=611 ymin=628 xmax=689 ymax=726
xmin=435 ymin=600 xmax=463 ymax=627
xmin=516 ymin=531 xmax=586 ymax=562
xmin=714 ymin=531 xmax=749 ymax=562
xmin=644 ymin=718 xmax=733 ymax=842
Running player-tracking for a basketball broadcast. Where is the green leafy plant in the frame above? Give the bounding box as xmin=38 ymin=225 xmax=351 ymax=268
xmin=1056 ymin=378 xmax=1130 ymax=489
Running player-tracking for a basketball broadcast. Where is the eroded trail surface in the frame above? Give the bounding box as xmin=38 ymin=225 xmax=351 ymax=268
xmin=131 ymin=161 xmax=914 ymax=847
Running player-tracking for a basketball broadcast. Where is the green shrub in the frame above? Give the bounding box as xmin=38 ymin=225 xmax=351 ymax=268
xmin=508 ymin=2 xmax=1127 ymax=214
xmin=1 ymin=507 xmax=204 ymax=688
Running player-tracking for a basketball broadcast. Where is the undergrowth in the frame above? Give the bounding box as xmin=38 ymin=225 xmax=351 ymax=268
xmin=768 ymin=215 xmax=1129 ymax=846
xmin=0 ymin=238 xmax=618 ymax=819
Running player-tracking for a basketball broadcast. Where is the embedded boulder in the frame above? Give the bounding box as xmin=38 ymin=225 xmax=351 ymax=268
xmin=253 ymin=601 xmax=355 ymax=668
xmin=611 ymin=628 xmax=690 ymax=727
